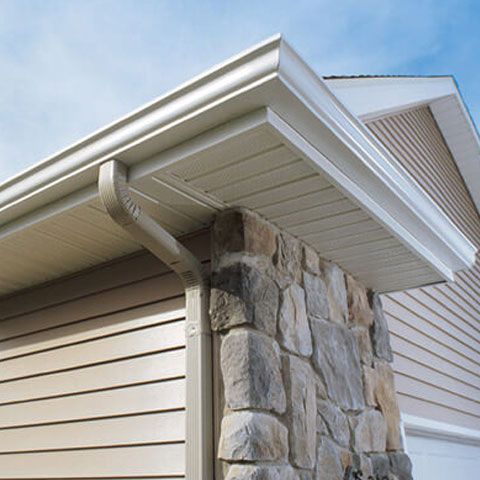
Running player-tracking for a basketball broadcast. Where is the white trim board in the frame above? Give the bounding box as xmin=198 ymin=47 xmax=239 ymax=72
xmin=0 ymin=36 xmax=476 ymax=295
xmin=402 ymin=413 xmax=480 ymax=447
xmin=325 ymin=76 xmax=480 ymax=215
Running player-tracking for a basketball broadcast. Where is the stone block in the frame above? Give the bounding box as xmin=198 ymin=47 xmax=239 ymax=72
xmin=302 ymin=244 xmax=321 ymax=275
xmin=283 ymin=354 xmax=317 ymax=469
xmin=389 ymin=452 xmax=413 ymax=480
xmin=369 ymin=293 xmax=393 ymax=362
xmin=311 ymin=318 xmax=365 ymax=410
xmin=274 ymin=232 xmax=303 ymax=283
xmin=317 ymin=399 xmax=350 ymax=447
xmin=321 ymin=261 xmax=348 ymax=325
xmin=346 ymin=275 xmax=374 ymax=327
xmin=316 ymin=437 xmax=349 ymax=480
xmin=303 ymin=272 xmax=329 ymax=321
xmin=293 ymin=470 xmax=314 ymax=480
xmin=225 ymin=465 xmax=295 ymax=480
xmin=279 ymin=283 xmax=313 ymax=357
xmin=213 ymin=208 xmax=277 ymax=259
xmin=210 ymin=262 xmax=279 ymax=335
xmin=352 ymin=326 xmax=374 ymax=366
xmin=218 ymin=411 xmax=289 ymax=462
xmin=221 ymin=329 xmax=286 ymax=414
xmin=370 ymin=453 xmax=390 ymax=479
xmin=362 ymin=365 xmax=378 ymax=407
xmin=375 ymin=361 xmax=402 ymax=451
xmin=350 ymin=409 xmax=387 ymax=453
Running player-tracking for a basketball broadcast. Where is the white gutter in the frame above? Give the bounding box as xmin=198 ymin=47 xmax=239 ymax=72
xmin=98 ymin=160 xmax=213 ymax=479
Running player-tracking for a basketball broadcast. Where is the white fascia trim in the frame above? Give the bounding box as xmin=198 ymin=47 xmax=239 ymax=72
xmin=324 ymin=76 xmax=457 ymax=120
xmin=0 ymin=35 xmax=283 ymax=220
xmin=0 ymin=35 xmax=475 ymax=279
xmin=265 ymin=110 xmax=453 ymax=282
xmin=326 ymin=76 xmax=480 ymax=216
xmin=275 ymin=45 xmax=477 ymax=274
xmin=430 ymin=92 xmax=480 ymax=214
xmin=402 ymin=413 xmax=480 ymax=447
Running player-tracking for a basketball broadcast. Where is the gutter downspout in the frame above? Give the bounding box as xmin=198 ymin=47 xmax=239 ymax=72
xmin=98 ymin=160 xmax=213 ymax=480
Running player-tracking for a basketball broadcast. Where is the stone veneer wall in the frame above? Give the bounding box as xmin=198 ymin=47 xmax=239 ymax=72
xmin=210 ymin=208 xmax=413 ymax=480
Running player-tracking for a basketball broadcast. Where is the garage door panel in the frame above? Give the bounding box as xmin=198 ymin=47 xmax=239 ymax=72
xmin=0 ymin=319 xmax=186 ymax=382
xmin=407 ymin=434 xmax=480 ymax=479
xmin=0 ymin=378 xmax=185 ymax=428
xmin=0 ymin=410 xmax=186 ymax=452
xmin=0 ymin=443 xmax=185 ymax=478
xmin=0 ymin=348 xmax=185 ymax=404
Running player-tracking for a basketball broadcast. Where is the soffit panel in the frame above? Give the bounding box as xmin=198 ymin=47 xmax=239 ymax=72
xmin=0 ymin=119 xmax=441 ymax=297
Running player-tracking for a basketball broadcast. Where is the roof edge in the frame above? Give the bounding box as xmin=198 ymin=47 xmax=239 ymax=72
xmin=0 ymin=34 xmax=284 ymax=216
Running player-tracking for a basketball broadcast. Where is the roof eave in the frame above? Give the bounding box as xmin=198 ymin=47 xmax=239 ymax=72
xmin=0 ymin=36 xmax=476 ymax=286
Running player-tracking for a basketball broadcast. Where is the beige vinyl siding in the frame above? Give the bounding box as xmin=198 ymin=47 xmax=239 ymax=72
xmin=367 ymin=107 xmax=480 ymax=431
xmin=0 ymin=231 xmax=209 ymax=479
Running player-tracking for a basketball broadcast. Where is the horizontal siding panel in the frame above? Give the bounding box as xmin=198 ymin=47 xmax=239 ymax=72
xmin=0 ymin=299 xmax=185 ymax=361
xmin=388 ymin=316 xmax=480 ymax=379
xmin=370 ymin=105 xmax=480 ymax=431
xmin=0 ymin=319 xmax=185 ymax=382
xmin=0 ymin=239 xmax=209 ymax=477
xmin=0 ymin=349 xmax=185 ymax=405
xmin=394 ymin=373 xmax=480 ymax=418
xmin=383 ymin=296 xmax=480 ymax=361
xmin=0 ymin=272 xmax=184 ymax=341
xmin=397 ymin=393 xmax=480 ymax=431
xmin=0 ymin=410 xmax=185 ymax=452
xmin=394 ymin=288 xmax=480 ymax=344
xmin=432 ymin=284 xmax=480 ymax=332
xmin=367 ymin=106 xmax=480 ymax=245
xmin=0 ymin=232 xmax=209 ymax=320
xmin=0 ymin=443 xmax=185 ymax=478
xmin=393 ymin=354 xmax=480 ymax=403
xmin=389 ymin=333 xmax=480 ymax=390
xmin=0 ymin=379 xmax=185 ymax=429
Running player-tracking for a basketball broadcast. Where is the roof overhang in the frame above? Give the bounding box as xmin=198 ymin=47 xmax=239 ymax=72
xmin=0 ymin=36 xmax=476 ymax=296
xmin=325 ymin=76 xmax=480 ymax=214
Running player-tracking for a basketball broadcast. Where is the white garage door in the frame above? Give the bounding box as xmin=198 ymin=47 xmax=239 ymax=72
xmin=407 ymin=434 xmax=480 ymax=479
xmin=0 ymin=250 xmax=191 ymax=479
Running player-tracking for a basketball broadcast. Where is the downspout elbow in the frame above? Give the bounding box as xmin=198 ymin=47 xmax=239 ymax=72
xmin=98 ymin=159 xmax=213 ymax=479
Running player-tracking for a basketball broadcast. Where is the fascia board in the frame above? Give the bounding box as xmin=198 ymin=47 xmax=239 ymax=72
xmin=272 ymin=45 xmax=476 ymax=275
xmin=0 ymin=36 xmax=475 ymax=281
xmin=0 ymin=109 xmax=271 ymax=240
xmin=326 ymin=76 xmax=480 ymax=216
xmin=324 ymin=76 xmax=457 ymax=119
xmin=0 ymin=35 xmax=283 ymax=224
xmin=430 ymin=91 xmax=480 ymax=214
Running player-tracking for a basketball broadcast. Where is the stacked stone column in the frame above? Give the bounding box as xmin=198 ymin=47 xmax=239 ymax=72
xmin=210 ymin=208 xmax=413 ymax=480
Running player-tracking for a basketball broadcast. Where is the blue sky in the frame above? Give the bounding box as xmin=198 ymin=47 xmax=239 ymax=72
xmin=0 ymin=0 xmax=478 ymax=181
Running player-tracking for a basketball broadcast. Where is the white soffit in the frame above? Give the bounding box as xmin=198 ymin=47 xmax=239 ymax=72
xmin=0 ymin=36 xmax=476 ymax=297
xmin=325 ymin=76 xmax=480 ymax=214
